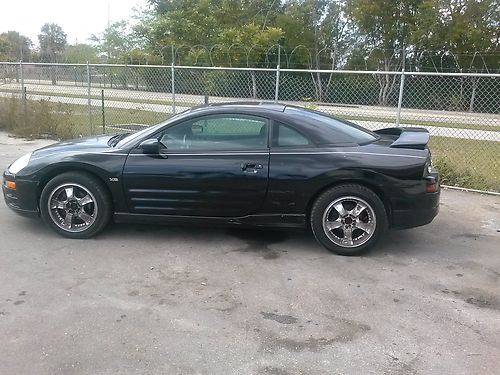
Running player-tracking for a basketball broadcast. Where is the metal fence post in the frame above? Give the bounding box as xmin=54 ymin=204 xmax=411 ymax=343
xmin=469 ymin=77 xmax=477 ymax=112
xmin=395 ymin=48 xmax=406 ymax=127
xmin=20 ymin=60 xmax=27 ymax=107
xmin=101 ymin=89 xmax=105 ymax=133
xmin=19 ymin=60 xmax=24 ymax=96
xmin=395 ymin=70 xmax=405 ymax=127
xmin=87 ymin=61 xmax=93 ymax=135
xmin=274 ymin=65 xmax=280 ymax=103
xmin=20 ymin=60 xmax=27 ymax=127
xmin=171 ymin=63 xmax=176 ymax=114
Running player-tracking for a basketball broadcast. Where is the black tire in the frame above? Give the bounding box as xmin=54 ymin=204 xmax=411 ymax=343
xmin=40 ymin=172 xmax=112 ymax=239
xmin=310 ymin=184 xmax=388 ymax=256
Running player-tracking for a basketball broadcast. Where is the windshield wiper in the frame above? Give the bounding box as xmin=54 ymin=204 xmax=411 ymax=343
xmin=108 ymin=133 xmax=130 ymax=147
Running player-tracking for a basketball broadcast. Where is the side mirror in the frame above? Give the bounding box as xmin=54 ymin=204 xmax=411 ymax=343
xmin=192 ymin=124 xmax=203 ymax=134
xmin=138 ymin=138 xmax=160 ymax=154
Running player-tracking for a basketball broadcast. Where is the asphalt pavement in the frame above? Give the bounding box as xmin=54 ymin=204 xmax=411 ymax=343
xmin=1 ymin=133 xmax=499 ymax=374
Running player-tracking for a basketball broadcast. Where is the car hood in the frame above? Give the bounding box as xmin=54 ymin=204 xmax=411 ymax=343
xmin=32 ymin=134 xmax=116 ymax=157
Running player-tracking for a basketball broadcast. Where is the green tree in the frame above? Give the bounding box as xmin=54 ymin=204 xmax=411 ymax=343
xmin=276 ymin=0 xmax=319 ymax=67
xmin=139 ymin=0 xmax=221 ymax=48
xmin=91 ymin=21 xmax=141 ymax=63
xmin=64 ymin=44 xmax=99 ymax=63
xmin=0 ymin=36 xmax=8 ymax=61
xmin=137 ymin=0 xmax=285 ymax=63
xmin=38 ymin=23 xmax=67 ymax=62
xmin=346 ymin=0 xmax=420 ymax=57
xmin=218 ymin=23 xmax=284 ymax=98
xmin=0 ymin=31 xmax=32 ymax=61
xmin=411 ymin=0 xmax=499 ymax=111
xmin=132 ymin=0 xmax=499 ymax=75
xmin=218 ymin=23 xmax=284 ymax=66
xmin=346 ymin=0 xmax=423 ymax=104
xmin=321 ymin=1 xmax=358 ymax=69
xmin=413 ymin=0 xmax=499 ymax=70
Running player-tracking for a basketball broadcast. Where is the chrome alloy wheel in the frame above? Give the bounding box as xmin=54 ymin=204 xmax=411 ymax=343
xmin=322 ymin=196 xmax=376 ymax=248
xmin=47 ymin=183 xmax=98 ymax=233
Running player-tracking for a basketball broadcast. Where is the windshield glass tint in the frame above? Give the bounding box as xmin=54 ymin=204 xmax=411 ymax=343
xmin=114 ymin=109 xmax=192 ymax=148
xmin=285 ymin=107 xmax=377 ymax=144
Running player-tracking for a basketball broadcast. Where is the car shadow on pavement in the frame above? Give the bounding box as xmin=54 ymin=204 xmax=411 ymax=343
xmin=121 ymin=226 xmax=448 ymax=262
xmin=100 ymin=221 xmax=330 ymax=258
xmin=10 ymin=214 xmax=445 ymax=259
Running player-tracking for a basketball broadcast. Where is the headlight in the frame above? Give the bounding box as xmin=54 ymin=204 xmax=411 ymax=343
xmin=8 ymin=152 xmax=32 ymax=174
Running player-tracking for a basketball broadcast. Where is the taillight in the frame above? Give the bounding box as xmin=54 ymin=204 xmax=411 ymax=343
xmin=426 ymin=181 xmax=438 ymax=193
xmin=424 ymin=152 xmax=438 ymax=192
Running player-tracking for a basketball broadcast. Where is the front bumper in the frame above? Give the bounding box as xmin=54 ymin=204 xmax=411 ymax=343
xmin=2 ymin=172 xmax=40 ymax=218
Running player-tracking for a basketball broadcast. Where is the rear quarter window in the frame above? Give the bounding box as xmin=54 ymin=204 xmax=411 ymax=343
xmin=285 ymin=107 xmax=378 ymax=145
xmin=275 ymin=122 xmax=310 ymax=147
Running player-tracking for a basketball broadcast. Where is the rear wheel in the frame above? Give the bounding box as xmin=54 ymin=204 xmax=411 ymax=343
xmin=310 ymin=184 xmax=387 ymax=256
xmin=40 ymin=172 xmax=112 ymax=238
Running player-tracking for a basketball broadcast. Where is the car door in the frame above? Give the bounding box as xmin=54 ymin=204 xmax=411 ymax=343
xmin=122 ymin=113 xmax=270 ymax=217
xmin=265 ymin=121 xmax=317 ymax=215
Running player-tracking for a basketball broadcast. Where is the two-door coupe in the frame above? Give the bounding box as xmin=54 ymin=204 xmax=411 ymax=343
xmin=3 ymin=103 xmax=439 ymax=255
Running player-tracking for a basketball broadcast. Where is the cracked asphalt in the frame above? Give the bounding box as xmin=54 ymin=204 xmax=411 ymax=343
xmin=1 ymin=133 xmax=499 ymax=374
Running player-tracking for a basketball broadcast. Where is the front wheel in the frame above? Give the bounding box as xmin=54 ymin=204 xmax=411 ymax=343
xmin=40 ymin=172 xmax=112 ymax=238
xmin=310 ymin=184 xmax=388 ymax=256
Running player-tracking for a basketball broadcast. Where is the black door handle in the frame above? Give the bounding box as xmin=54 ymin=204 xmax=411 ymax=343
xmin=241 ymin=163 xmax=263 ymax=172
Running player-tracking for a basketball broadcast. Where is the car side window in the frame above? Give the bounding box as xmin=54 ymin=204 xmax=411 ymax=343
xmin=158 ymin=115 xmax=268 ymax=151
xmin=274 ymin=122 xmax=311 ymax=147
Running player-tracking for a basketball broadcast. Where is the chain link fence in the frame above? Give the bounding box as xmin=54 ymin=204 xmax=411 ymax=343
xmin=0 ymin=62 xmax=499 ymax=191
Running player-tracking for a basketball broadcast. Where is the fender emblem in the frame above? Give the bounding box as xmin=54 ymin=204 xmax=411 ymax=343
xmin=109 ymin=177 xmax=119 ymax=182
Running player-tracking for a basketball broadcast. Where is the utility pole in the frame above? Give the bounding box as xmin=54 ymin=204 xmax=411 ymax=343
xmin=107 ymin=0 xmax=111 ymax=61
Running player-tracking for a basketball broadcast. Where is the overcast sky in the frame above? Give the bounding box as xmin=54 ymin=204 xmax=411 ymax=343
xmin=0 ymin=0 xmax=148 ymax=46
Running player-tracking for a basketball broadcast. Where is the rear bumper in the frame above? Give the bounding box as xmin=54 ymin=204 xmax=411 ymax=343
xmin=2 ymin=173 xmax=40 ymax=218
xmin=391 ymin=190 xmax=440 ymax=229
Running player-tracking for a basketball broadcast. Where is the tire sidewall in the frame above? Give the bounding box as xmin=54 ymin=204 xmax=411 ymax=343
xmin=40 ymin=172 xmax=111 ymax=239
xmin=310 ymin=184 xmax=387 ymax=256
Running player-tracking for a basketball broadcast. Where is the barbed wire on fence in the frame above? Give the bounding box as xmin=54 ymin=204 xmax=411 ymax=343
xmin=148 ymin=44 xmax=499 ymax=73
xmin=7 ymin=43 xmax=497 ymax=73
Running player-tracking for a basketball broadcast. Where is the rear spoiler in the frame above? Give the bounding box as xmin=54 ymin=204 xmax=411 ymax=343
xmin=374 ymin=127 xmax=429 ymax=150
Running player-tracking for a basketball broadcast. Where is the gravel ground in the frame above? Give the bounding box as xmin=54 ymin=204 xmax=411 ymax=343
xmin=1 ymin=133 xmax=499 ymax=375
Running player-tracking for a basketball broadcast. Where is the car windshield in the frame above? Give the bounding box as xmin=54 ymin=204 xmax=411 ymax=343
xmin=114 ymin=124 xmax=160 ymax=148
xmin=114 ymin=109 xmax=192 ymax=148
xmin=285 ymin=107 xmax=378 ymax=144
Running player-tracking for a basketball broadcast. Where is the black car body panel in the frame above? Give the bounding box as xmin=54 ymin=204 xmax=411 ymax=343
xmin=3 ymin=103 xmax=440 ymax=232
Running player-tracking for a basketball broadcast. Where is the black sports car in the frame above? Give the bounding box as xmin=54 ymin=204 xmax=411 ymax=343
xmin=3 ymin=103 xmax=439 ymax=255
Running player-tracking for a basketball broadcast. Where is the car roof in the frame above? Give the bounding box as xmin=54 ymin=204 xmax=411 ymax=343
xmin=188 ymin=102 xmax=286 ymax=113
